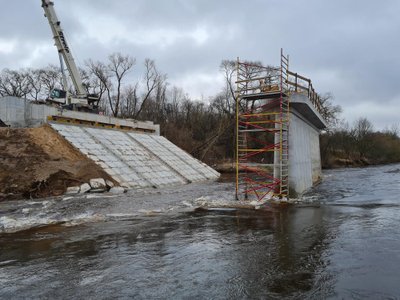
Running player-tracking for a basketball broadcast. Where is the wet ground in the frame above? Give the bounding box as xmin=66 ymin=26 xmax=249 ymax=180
xmin=1 ymin=163 xmax=400 ymax=299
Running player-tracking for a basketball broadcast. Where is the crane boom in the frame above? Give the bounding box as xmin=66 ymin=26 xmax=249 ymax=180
xmin=41 ymin=0 xmax=86 ymax=96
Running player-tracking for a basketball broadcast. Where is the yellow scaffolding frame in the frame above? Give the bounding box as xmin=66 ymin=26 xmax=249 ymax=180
xmin=235 ymin=49 xmax=290 ymax=201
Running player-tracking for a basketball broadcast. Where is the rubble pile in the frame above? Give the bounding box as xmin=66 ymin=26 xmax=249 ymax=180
xmin=65 ymin=178 xmax=126 ymax=195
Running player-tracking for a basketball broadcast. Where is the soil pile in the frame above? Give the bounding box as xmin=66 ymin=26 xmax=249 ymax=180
xmin=0 ymin=125 xmax=115 ymax=200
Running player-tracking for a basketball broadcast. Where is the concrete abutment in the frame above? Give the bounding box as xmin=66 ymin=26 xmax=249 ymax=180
xmin=289 ymin=93 xmax=327 ymax=196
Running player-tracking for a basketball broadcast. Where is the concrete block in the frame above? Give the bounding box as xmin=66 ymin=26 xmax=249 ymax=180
xmin=80 ymin=183 xmax=91 ymax=193
xmin=106 ymin=180 xmax=114 ymax=188
xmin=109 ymin=186 xmax=126 ymax=194
xmin=66 ymin=186 xmax=80 ymax=194
xmin=89 ymin=178 xmax=107 ymax=189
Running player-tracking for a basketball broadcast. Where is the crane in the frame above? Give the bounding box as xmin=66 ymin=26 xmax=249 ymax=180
xmin=41 ymin=0 xmax=99 ymax=111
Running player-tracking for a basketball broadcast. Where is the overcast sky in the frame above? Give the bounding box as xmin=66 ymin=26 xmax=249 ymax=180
xmin=0 ymin=0 xmax=399 ymax=129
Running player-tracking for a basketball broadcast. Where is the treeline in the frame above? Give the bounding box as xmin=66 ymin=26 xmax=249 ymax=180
xmin=321 ymin=118 xmax=400 ymax=168
xmin=0 ymin=54 xmax=240 ymax=163
xmin=1 ymin=53 xmax=398 ymax=168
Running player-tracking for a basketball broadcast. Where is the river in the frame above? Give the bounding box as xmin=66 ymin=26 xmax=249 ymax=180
xmin=1 ymin=163 xmax=400 ymax=299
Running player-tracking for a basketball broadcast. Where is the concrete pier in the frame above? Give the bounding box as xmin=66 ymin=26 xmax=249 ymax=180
xmin=289 ymin=93 xmax=327 ymax=195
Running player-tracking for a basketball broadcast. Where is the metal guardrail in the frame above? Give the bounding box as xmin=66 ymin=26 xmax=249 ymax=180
xmin=235 ymin=62 xmax=324 ymax=117
xmin=286 ymin=70 xmax=323 ymax=115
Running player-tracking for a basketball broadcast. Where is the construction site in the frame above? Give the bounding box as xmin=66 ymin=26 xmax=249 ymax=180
xmin=4 ymin=1 xmax=400 ymax=299
xmin=0 ymin=51 xmax=326 ymax=202
xmin=0 ymin=0 xmax=327 ymax=203
xmin=0 ymin=0 xmax=221 ymax=201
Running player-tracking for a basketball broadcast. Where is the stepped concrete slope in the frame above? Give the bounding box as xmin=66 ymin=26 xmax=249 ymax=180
xmin=50 ymin=123 xmax=220 ymax=188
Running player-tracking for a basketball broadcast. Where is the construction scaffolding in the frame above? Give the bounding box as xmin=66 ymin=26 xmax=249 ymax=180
xmin=235 ymin=49 xmax=290 ymax=201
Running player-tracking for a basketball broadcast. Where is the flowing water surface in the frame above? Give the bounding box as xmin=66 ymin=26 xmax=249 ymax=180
xmin=1 ymin=164 xmax=400 ymax=299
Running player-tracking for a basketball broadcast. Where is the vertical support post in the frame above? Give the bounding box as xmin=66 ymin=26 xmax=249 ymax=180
xmin=235 ymin=57 xmax=240 ymax=200
xmin=273 ymin=113 xmax=280 ymax=184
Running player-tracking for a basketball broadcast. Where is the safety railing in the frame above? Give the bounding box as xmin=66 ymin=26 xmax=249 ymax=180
xmin=286 ymin=70 xmax=323 ymax=115
xmin=236 ymin=62 xmax=281 ymax=96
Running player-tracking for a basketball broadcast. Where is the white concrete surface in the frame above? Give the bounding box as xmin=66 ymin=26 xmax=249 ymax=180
xmin=0 ymin=96 xmax=56 ymax=127
xmin=50 ymin=123 xmax=220 ymax=189
xmin=290 ymin=93 xmax=327 ymax=130
xmin=289 ymin=107 xmax=322 ymax=195
xmin=0 ymin=96 xmax=160 ymax=134
xmin=127 ymin=133 xmax=204 ymax=182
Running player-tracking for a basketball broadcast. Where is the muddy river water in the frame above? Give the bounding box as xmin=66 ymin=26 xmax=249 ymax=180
xmin=1 ymin=163 xmax=400 ymax=299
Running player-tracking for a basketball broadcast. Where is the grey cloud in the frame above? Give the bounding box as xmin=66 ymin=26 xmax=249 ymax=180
xmin=1 ymin=0 xmax=399 ymax=129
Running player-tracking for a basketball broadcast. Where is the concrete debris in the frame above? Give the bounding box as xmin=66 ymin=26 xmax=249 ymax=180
xmin=62 ymin=196 xmax=74 ymax=201
xmin=89 ymin=178 xmax=107 ymax=189
xmin=109 ymin=186 xmax=126 ymax=194
xmin=66 ymin=186 xmax=80 ymax=194
xmin=79 ymin=183 xmax=91 ymax=194
xmin=64 ymin=178 xmax=121 ymax=196
xmin=105 ymin=180 xmax=114 ymax=188
xmin=192 ymin=196 xmax=271 ymax=210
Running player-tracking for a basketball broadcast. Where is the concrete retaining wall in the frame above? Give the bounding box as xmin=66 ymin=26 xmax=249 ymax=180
xmin=0 ymin=96 xmax=56 ymax=127
xmin=0 ymin=96 xmax=160 ymax=134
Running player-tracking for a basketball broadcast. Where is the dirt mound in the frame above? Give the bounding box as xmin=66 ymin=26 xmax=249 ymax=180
xmin=0 ymin=125 xmax=115 ymax=200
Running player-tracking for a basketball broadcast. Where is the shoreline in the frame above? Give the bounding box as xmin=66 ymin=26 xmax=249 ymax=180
xmin=0 ymin=180 xmax=300 ymax=234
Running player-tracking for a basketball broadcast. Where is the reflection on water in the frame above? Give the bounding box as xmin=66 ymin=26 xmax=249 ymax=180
xmin=1 ymin=163 xmax=400 ymax=298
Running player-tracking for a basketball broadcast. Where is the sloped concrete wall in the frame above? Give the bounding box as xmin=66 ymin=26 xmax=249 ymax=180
xmin=50 ymin=123 xmax=220 ymax=188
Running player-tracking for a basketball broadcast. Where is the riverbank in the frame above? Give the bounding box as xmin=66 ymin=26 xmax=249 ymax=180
xmin=0 ymin=180 xmax=273 ymax=234
xmin=0 ymin=126 xmax=115 ymax=201
xmin=322 ymin=156 xmax=400 ymax=169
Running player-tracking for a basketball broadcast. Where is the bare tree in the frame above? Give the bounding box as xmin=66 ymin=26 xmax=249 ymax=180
xmin=319 ymin=93 xmax=342 ymax=129
xmin=39 ymin=65 xmax=63 ymax=98
xmin=87 ymin=53 xmax=135 ymax=117
xmin=219 ymin=59 xmax=273 ymax=114
xmin=79 ymin=67 xmax=106 ymax=101
xmin=26 ymin=69 xmax=43 ymax=100
xmin=120 ymin=84 xmax=138 ymax=118
xmin=109 ymin=53 xmax=135 ymax=116
xmin=219 ymin=60 xmax=237 ymax=115
xmin=353 ymin=117 xmax=374 ymax=158
xmin=164 ymin=86 xmax=186 ymax=122
xmin=133 ymin=59 xmax=162 ymax=119
xmin=384 ymin=123 xmax=399 ymax=138
xmin=0 ymin=69 xmax=32 ymax=98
